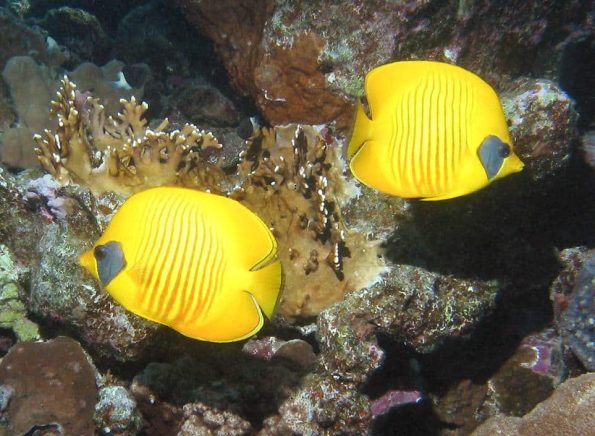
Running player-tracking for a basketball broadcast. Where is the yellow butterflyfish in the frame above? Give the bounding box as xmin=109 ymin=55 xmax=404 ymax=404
xmin=79 ymin=186 xmax=282 ymax=342
xmin=347 ymin=60 xmax=524 ymax=200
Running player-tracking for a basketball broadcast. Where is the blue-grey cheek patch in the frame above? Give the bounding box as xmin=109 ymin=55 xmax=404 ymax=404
xmin=95 ymin=241 xmax=126 ymax=287
xmin=478 ymin=135 xmax=509 ymax=179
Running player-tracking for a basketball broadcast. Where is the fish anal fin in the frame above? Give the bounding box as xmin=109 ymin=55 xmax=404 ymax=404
xmin=175 ymin=291 xmax=264 ymax=343
xmin=350 ymin=140 xmax=395 ymax=195
xmin=248 ymin=259 xmax=282 ymax=318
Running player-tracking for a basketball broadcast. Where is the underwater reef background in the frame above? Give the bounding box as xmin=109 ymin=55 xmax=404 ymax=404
xmin=0 ymin=0 xmax=593 ymax=434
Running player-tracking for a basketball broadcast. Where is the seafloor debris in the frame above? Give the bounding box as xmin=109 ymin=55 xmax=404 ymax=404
xmin=34 ymin=76 xmax=224 ymax=197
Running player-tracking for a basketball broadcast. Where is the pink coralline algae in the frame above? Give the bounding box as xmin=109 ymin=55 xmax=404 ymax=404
xmin=242 ymin=336 xmax=317 ymax=369
xmin=25 ymin=174 xmax=69 ymax=222
xmin=370 ymin=390 xmax=424 ymax=417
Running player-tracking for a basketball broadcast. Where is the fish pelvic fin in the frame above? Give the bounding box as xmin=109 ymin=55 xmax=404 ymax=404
xmin=347 ymin=102 xmax=373 ymax=159
xmin=249 ymin=259 xmax=283 ymax=319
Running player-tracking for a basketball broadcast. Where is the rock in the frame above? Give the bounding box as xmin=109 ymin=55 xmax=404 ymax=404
xmin=170 ymin=77 xmax=241 ymax=127
xmin=472 ymin=372 xmax=595 ymax=436
xmin=37 ymin=6 xmax=111 ymax=63
xmin=0 ymin=7 xmax=56 ymax=70
xmin=242 ymin=336 xmax=317 ymax=369
xmin=178 ymin=402 xmax=252 ymax=436
xmin=582 ymin=129 xmax=595 ymax=170
xmin=261 ymin=374 xmax=371 ymax=435
xmin=318 ymin=264 xmax=501 ymax=384
xmin=0 ymin=167 xmax=160 ymax=361
xmin=0 ymin=244 xmax=40 ymax=342
xmin=174 ymin=0 xmax=592 ymax=127
xmin=131 ymin=349 xmax=301 ymax=418
xmin=95 ymin=385 xmax=143 ymax=436
xmin=0 ymin=336 xmax=98 ymax=435
xmin=501 ymin=78 xmax=579 ymax=180
xmin=485 ymin=329 xmax=565 ymax=417
xmin=559 ymin=251 xmax=595 ymax=370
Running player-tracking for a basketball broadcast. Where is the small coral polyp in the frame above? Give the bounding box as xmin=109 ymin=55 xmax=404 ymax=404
xmin=34 ymin=77 xmax=384 ymax=320
xmin=34 ymin=76 xmax=224 ymax=197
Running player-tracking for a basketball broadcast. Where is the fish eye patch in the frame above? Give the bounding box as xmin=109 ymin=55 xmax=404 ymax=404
xmin=94 ymin=241 xmax=126 ymax=286
xmin=478 ymin=135 xmax=508 ymax=179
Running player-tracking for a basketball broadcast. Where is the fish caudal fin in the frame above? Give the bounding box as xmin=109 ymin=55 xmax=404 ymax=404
xmin=249 ymin=259 xmax=283 ymax=319
xmin=347 ymin=102 xmax=373 ymax=159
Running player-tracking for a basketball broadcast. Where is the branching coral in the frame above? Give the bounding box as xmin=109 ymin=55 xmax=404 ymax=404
xmin=34 ymin=76 xmax=224 ymax=197
xmin=33 ymin=77 xmax=385 ymax=320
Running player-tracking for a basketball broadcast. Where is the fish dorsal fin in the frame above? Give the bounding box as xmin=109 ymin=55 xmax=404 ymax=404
xmin=365 ymin=61 xmax=430 ymax=117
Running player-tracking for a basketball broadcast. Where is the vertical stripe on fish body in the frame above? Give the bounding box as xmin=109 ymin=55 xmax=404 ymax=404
xmin=79 ymin=186 xmax=282 ymax=342
xmin=347 ymin=61 xmax=523 ymax=200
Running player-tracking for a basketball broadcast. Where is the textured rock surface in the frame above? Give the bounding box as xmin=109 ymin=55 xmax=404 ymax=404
xmin=95 ymin=385 xmax=143 ymax=436
xmin=0 ymin=167 xmax=159 ymax=361
xmin=174 ymin=0 xmax=592 ymax=127
xmin=501 ymin=78 xmax=578 ymax=179
xmin=0 ymin=336 xmax=98 ymax=435
xmin=472 ymin=372 xmax=595 ymax=436
xmin=36 ymin=6 xmax=110 ymax=63
xmin=0 ymin=244 xmax=40 ymax=341
xmin=559 ymin=251 xmax=595 ymax=370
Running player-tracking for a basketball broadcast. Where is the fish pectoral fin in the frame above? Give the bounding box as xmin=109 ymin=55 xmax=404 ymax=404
xmin=349 ymin=140 xmax=394 ymax=194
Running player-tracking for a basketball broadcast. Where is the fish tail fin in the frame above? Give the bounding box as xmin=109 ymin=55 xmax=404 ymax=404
xmin=347 ymin=102 xmax=372 ymax=159
xmin=249 ymin=260 xmax=283 ymax=319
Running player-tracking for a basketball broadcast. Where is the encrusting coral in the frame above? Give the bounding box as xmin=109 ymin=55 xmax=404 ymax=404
xmin=33 ymin=76 xmax=385 ymax=319
xmin=232 ymin=124 xmax=384 ymax=318
xmin=34 ymin=76 xmax=224 ymax=197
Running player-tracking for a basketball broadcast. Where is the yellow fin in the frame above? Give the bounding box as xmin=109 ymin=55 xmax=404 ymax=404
xmin=249 ymin=259 xmax=283 ymax=318
xmin=364 ymin=61 xmax=427 ymax=115
xmin=350 ymin=140 xmax=394 ymax=194
xmin=347 ymin=102 xmax=373 ymax=158
xmin=182 ymin=291 xmax=264 ymax=343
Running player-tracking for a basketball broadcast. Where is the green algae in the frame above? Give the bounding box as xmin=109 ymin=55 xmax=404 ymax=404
xmin=0 ymin=244 xmax=40 ymax=341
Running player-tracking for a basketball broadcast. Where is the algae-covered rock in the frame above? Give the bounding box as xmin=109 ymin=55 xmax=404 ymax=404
xmin=501 ymin=78 xmax=579 ymax=179
xmin=472 ymin=372 xmax=595 ymax=436
xmin=559 ymin=251 xmax=595 ymax=371
xmin=262 ymin=374 xmax=372 ymax=434
xmin=0 ymin=167 xmax=160 ymax=360
xmin=175 ymin=0 xmax=592 ymax=127
xmin=318 ymin=264 xmax=501 ymax=385
xmin=95 ymin=385 xmax=143 ymax=436
xmin=0 ymin=244 xmax=39 ymax=341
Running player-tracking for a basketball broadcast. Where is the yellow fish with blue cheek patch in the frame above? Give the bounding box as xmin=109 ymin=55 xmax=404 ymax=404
xmin=347 ymin=60 xmax=524 ymax=200
xmin=79 ymin=186 xmax=282 ymax=342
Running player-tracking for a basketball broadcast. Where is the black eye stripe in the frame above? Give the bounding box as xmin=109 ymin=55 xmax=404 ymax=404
xmin=499 ymin=143 xmax=511 ymax=157
xmin=94 ymin=245 xmax=106 ymax=260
